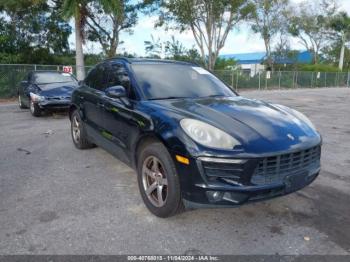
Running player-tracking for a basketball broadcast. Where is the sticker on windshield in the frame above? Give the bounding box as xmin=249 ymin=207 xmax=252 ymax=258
xmin=61 ymin=73 xmax=71 ymax=76
xmin=192 ymin=67 xmax=210 ymax=74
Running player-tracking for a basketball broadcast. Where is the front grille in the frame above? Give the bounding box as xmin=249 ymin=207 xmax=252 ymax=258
xmin=251 ymin=146 xmax=321 ymax=185
xmin=201 ymin=161 xmax=244 ymax=182
xmin=47 ymin=96 xmax=70 ymax=101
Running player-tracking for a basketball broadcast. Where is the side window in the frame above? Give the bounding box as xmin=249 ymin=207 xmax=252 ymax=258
xmin=85 ymin=65 xmax=108 ymax=91
xmin=85 ymin=68 xmax=97 ymax=88
xmin=106 ymin=64 xmax=135 ymax=99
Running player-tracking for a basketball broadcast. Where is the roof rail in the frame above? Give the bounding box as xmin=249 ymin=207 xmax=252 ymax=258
xmin=102 ymin=57 xmax=198 ymax=66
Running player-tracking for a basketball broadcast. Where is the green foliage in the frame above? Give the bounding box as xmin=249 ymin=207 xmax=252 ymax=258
xmin=85 ymin=0 xmax=139 ymax=57
xmin=144 ymin=35 xmax=163 ymax=58
xmin=0 ymin=0 xmax=72 ymax=63
xmin=147 ymin=0 xmax=255 ymax=69
xmin=297 ymin=64 xmax=341 ymax=72
xmin=250 ymin=0 xmax=290 ymax=66
xmin=0 ymin=53 xmax=22 ymax=64
xmin=164 ymin=36 xmax=187 ymax=60
xmin=323 ymin=41 xmax=350 ymax=70
xmin=214 ymin=57 xmax=236 ymax=70
xmin=330 ymin=11 xmax=350 ymax=34
xmin=288 ymin=0 xmax=337 ymax=64
xmin=143 ymin=35 xmax=203 ymax=65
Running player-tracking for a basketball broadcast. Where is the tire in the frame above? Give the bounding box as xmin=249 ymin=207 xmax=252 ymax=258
xmin=137 ymin=142 xmax=184 ymax=218
xmin=71 ymin=110 xmax=94 ymax=149
xmin=18 ymin=94 xmax=27 ymax=109
xmin=30 ymin=100 xmax=41 ymax=117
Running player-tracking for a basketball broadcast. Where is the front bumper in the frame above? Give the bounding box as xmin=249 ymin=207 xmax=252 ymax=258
xmin=174 ymin=144 xmax=321 ymax=208
xmin=38 ymin=99 xmax=71 ymax=110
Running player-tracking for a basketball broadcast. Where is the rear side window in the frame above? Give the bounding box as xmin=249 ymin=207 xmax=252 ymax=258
xmin=85 ymin=64 xmax=108 ymax=91
xmin=106 ymin=64 xmax=130 ymax=89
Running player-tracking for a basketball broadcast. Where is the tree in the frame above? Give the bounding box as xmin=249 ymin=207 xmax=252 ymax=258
xmin=272 ymin=35 xmax=299 ymax=70
xmin=62 ymin=0 xmax=89 ymax=80
xmin=329 ymin=12 xmax=350 ymax=71
xmin=85 ymin=0 xmax=138 ymax=58
xmin=288 ymin=0 xmax=337 ymax=64
xmin=250 ymin=0 xmax=289 ymax=68
xmin=164 ymin=36 xmax=187 ymax=59
xmin=214 ymin=57 xmax=236 ymax=70
xmin=148 ymin=0 xmax=254 ymax=70
xmin=62 ymin=0 xmax=121 ymax=79
xmin=185 ymin=46 xmax=202 ymax=65
xmin=323 ymin=40 xmax=350 ymax=70
xmin=0 ymin=0 xmax=71 ymax=63
xmin=144 ymin=34 xmax=163 ymax=58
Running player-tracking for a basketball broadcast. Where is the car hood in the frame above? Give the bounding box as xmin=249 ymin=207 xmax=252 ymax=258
xmin=147 ymin=96 xmax=321 ymax=154
xmin=37 ymin=83 xmax=77 ymax=97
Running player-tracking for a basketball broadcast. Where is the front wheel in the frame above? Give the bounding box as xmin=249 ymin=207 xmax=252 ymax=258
xmin=137 ymin=142 xmax=184 ymax=218
xmin=30 ymin=100 xmax=41 ymax=117
xmin=18 ymin=94 xmax=27 ymax=109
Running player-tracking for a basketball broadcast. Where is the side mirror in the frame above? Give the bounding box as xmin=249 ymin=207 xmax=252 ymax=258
xmin=105 ymin=85 xmax=126 ymax=99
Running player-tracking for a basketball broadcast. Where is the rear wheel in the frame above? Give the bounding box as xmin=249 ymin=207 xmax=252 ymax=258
xmin=71 ymin=110 xmax=94 ymax=149
xmin=30 ymin=100 xmax=41 ymax=117
xmin=137 ymin=142 xmax=184 ymax=218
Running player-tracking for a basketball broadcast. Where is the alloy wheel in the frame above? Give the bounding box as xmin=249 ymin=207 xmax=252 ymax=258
xmin=142 ymin=156 xmax=168 ymax=207
xmin=30 ymin=101 xmax=35 ymax=114
xmin=72 ymin=115 xmax=81 ymax=144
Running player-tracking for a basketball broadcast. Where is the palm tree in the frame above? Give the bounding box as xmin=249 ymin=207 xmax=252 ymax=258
xmin=144 ymin=34 xmax=163 ymax=58
xmin=62 ymin=0 xmax=87 ymax=80
xmin=62 ymin=0 xmax=122 ymax=80
xmin=330 ymin=12 xmax=350 ymax=71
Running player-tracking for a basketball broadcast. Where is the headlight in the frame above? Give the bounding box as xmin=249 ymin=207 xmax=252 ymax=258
xmin=290 ymin=109 xmax=317 ymax=131
xmin=180 ymin=118 xmax=240 ymax=149
xmin=30 ymin=92 xmax=45 ymax=102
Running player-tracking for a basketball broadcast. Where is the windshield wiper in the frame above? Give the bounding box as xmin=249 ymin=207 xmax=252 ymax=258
xmin=148 ymin=96 xmax=191 ymax=100
xmin=204 ymin=94 xmax=226 ymax=98
xmin=37 ymin=81 xmax=73 ymax=84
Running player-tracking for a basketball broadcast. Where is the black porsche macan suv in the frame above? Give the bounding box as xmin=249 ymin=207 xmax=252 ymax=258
xmin=69 ymin=58 xmax=322 ymax=217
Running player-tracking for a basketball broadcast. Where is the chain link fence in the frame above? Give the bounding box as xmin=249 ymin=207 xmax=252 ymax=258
xmin=214 ymin=70 xmax=350 ymax=92
xmin=0 ymin=64 xmax=349 ymax=98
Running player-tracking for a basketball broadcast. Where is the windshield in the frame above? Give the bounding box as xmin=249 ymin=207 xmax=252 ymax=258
xmin=34 ymin=72 xmax=77 ymax=85
xmin=131 ymin=64 xmax=236 ymax=100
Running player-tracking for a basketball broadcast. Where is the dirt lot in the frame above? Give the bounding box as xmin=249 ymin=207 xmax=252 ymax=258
xmin=0 ymin=88 xmax=349 ymax=255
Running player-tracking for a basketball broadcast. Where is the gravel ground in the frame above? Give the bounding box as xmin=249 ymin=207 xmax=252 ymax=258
xmin=0 ymin=88 xmax=349 ymax=255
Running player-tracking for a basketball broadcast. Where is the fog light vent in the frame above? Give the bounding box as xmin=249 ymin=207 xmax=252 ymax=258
xmin=206 ymin=191 xmax=224 ymax=202
xmin=223 ymin=192 xmax=248 ymax=204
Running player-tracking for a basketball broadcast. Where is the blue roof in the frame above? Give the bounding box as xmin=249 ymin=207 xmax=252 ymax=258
xmin=297 ymin=51 xmax=313 ymax=64
xmin=220 ymin=51 xmax=312 ymax=65
xmin=220 ymin=52 xmax=266 ymax=64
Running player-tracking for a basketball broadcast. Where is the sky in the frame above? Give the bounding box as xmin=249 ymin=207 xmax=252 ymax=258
xmin=77 ymin=0 xmax=350 ymax=56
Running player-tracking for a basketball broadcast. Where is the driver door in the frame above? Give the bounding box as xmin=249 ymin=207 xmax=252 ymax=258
xmin=102 ymin=63 xmax=137 ymax=165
